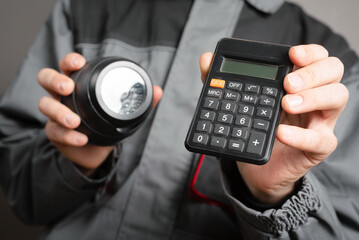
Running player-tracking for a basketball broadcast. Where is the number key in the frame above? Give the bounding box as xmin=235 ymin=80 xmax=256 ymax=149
xmin=221 ymin=101 xmax=236 ymax=112
xmin=196 ymin=121 xmax=213 ymax=133
xmin=235 ymin=116 xmax=251 ymax=127
xmin=200 ymin=110 xmax=215 ymax=121
xmin=231 ymin=127 xmax=249 ymax=139
xmin=217 ymin=113 xmax=233 ymax=124
xmin=204 ymin=98 xmax=219 ymax=110
xmin=213 ymin=124 xmax=230 ymax=136
xmin=192 ymin=133 xmax=209 ymax=145
xmin=238 ymin=104 xmax=254 ymax=115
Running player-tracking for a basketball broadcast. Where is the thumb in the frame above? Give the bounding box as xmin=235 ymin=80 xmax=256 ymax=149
xmin=199 ymin=52 xmax=214 ymax=83
xmin=152 ymin=85 xmax=163 ymax=108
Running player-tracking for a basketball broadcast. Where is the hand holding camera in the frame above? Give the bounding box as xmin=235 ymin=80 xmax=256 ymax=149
xmin=37 ymin=53 xmax=162 ymax=171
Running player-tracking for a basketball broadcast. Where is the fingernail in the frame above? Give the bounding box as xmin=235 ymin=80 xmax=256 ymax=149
xmin=74 ymin=134 xmax=87 ymax=145
xmin=65 ymin=114 xmax=77 ymax=126
xmin=72 ymin=57 xmax=79 ymax=67
xmin=286 ymin=95 xmax=303 ymax=107
xmin=295 ymin=46 xmax=306 ymax=58
xmin=288 ymin=74 xmax=303 ymax=90
xmin=59 ymin=82 xmax=67 ymax=92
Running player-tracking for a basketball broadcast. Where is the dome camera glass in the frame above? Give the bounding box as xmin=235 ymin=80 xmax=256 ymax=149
xmin=95 ymin=60 xmax=152 ymax=122
xmin=99 ymin=67 xmax=146 ymax=116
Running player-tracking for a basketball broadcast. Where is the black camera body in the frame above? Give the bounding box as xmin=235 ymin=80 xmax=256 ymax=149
xmin=62 ymin=57 xmax=153 ymax=146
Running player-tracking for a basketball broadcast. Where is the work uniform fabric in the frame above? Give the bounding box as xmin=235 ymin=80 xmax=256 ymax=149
xmin=0 ymin=0 xmax=359 ymax=239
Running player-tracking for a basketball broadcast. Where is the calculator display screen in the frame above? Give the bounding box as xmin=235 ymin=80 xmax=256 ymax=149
xmin=220 ymin=58 xmax=278 ymax=80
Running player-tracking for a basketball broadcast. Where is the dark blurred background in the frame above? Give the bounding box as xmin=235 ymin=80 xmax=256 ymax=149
xmin=0 ymin=0 xmax=358 ymax=239
xmin=0 ymin=1 xmax=57 ymax=239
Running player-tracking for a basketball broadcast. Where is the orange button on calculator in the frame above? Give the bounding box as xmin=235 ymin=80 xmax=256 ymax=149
xmin=210 ymin=79 xmax=225 ymax=88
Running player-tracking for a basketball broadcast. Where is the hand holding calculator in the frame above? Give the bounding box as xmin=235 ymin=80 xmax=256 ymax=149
xmin=185 ymin=38 xmax=293 ymax=165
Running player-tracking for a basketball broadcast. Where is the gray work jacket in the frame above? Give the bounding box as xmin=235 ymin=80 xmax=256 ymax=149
xmin=1 ymin=0 xmax=359 ymax=239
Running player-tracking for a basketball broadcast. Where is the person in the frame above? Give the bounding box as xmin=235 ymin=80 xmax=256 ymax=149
xmin=1 ymin=0 xmax=359 ymax=239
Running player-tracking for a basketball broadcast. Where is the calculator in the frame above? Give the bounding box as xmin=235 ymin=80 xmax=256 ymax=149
xmin=185 ymin=38 xmax=293 ymax=165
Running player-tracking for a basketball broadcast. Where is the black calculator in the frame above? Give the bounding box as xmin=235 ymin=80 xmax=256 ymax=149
xmin=185 ymin=38 xmax=293 ymax=165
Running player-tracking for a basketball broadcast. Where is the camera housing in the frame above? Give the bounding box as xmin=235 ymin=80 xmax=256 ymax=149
xmin=62 ymin=57 xmax=153 ymax=145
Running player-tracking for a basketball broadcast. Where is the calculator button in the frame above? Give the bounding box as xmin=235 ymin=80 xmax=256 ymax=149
xmin=244 ymin=84 xmax=260 ymax=93
xmin=217 ymin=113 xmax=233 ymax=124
xmin=210 ymin=137 xmax=227 ymax=148
xmin=246 ymin=131 xmax=266 ymax=155
xmin=227 ymin=81 xmax=242 ymax=91
xmin=221 ymin=101 xmax=237 ymax=112
xmin=207 ymin=88 xmax=223 ymax=98
xmin=228 ymin=140 xmax=245 ymax=152
xmin=231 ymin=127 xmax=249 ymax=139
xmin=259 ymin=96 xmax=275 ymax=107
xmin=253 ymin=119 xmax=270 ymax=131
xmin=210 ymin=79 xmax=225 ymax=88
xmin=213 ymin=124 xmax=230 ymax=136
xmin=204 ymin=98 xmax=219 ymax=110
xmin=235 ymin=116 xmax=252 ymax=127
xmin=238 ymin=104 xmax=254 ymax=115
xmin=262 ymin=87 xmax=278 ymax=97
xmin=196 ymin=121 xmax=213 ymax=133
xmin=256 ymin=107 xmax=273 ymax=119
xmin=241 ymin=94 xmax=257 ymax=104
xmin=200 ymin=110 xmax=215 ymax=121
xmin=193 ymin=133 xmax=209 ymax=145
xmin=224 ymin=92 xmax=240 ymax=101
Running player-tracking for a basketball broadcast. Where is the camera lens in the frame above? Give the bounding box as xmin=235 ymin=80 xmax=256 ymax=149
xmin=95 ymin=61 xmax=151 ymax=120
xmin=61 ymin=57 xmax=153 ymax=146
xmin=99 ymin=67 xmax=145 ymax=115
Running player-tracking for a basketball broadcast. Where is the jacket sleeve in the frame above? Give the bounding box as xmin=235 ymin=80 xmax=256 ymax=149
xmin=0 ymin=0 xmax=116 ymax=224
xmin=220 ymin=60 xmax=359 ymax=239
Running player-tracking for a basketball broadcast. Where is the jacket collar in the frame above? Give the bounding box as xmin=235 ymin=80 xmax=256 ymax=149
xmin=246 ymin=0 xmax=285 ymax=14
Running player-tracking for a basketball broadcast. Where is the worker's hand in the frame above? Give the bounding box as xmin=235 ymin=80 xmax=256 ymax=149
xmin=200 ymin=44 xmax=347 ymax=205
xmin=38 ymin=53 xmax=163 ymax=172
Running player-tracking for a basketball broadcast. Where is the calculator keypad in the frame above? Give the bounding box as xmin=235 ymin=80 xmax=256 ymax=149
xmin=204 ymin=98 xmax=219 ymax=109
xmin=191 ymin=80 xmax=279 ymax=157
xmin=200 ymin=110 xmax=215 ymax=121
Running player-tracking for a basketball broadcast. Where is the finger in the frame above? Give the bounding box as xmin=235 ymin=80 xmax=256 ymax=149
xmin=289 ymin=44 xmax=329 ymax=68
xmin=39 ymin=96 xmax=81 ymax=129
xmin=57 ymin=144 xmax=115 ymax=170
xmin=276 ymin=124 xmax=337 ymax=163
xmin=284 ymin=56 xmax=344 ymax=93
xmin=282 ymin=83 xmax=349 ymax=118
xmin=199 ymin=52 xmax=214 ymax=83
xmin=59 ymin=53 xmax=86 ymax=75
xmin=152 ymin=85 xmax=163 ymax=108
xmin=45 ymin=120 xmax=88 ymax=146
xmin=37 ymin=68 xmax=75 ymax=97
